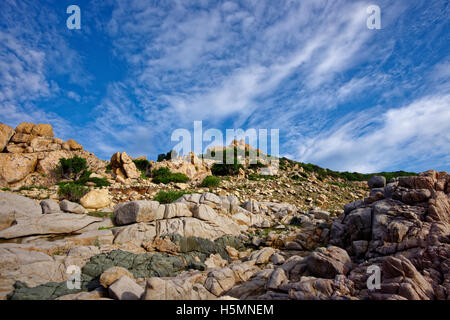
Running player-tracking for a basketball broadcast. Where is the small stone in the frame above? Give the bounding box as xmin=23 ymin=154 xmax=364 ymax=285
xmin=40 ymin=199 xmax=61 ymax=214
xmin=100 ymin=267 xmax=134 ymax=288
xmin=60 ymin=200 xmax=87 ymax=214
xmin=108 ymin=275 xmax=144 ymax=300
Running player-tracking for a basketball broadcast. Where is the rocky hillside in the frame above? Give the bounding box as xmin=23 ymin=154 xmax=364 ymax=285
xmin=0 ymin=122 xmax=448 ymax=300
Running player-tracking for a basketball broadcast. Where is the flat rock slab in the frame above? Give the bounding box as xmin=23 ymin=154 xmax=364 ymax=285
xmin=0 ymin=193 xmax=42 ymax=230
xmin=0 ymin=213 xmax=102 ymax=239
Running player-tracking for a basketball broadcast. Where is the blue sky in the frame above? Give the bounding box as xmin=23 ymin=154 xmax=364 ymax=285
xmin=0 ymin=0 xmax=449 ymax=173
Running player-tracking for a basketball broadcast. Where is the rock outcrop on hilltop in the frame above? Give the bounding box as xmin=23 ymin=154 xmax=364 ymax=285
xmin=0 ymin=122 xmax=106 ymax=188
xmin=151 ymin=152 xmax=213 ymax=184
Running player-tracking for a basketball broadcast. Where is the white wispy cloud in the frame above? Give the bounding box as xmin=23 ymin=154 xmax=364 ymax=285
xmin=296 ymin=94 xmax=450 ymax=173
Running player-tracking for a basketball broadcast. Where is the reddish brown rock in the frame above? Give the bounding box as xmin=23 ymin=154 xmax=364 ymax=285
xmin=0 ymin=153 xmax=38 ymax=186
xmin=0 ymin=123 xmax=15 ymax=152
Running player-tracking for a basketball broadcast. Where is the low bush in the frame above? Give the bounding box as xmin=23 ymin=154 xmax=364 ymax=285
xmin=211 ymin=163 xmax=242 ymax=176
xmin=58 ymin=155 xmax=87 ymax=180
xmin=68 ymin=170 xmax=110 ymax=188
xmin=88 ymin=211 xmax=114 ymax=219
xmin=58 ymin=182 xmax=89 ymax=202
xmin=157 ymin=150 xmax=177 ymax=162
xmin=200 ymin=176 xmax=221 ymax=188
xmin=133 ymin=159 xmax=151 ymax=174
xmin=56 ymin=156 xmax=110 ymax=188
xmin=153 ymin=190 xmax=192 ymax=204
xmin=152 ymin=167 xmax=189 ymax=184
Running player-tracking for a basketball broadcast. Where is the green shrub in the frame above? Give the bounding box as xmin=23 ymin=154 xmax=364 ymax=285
xmin=211 ymin=161 xmax=243 ymax=176
xmin=56 ymin=156 xmax=110 ymax=188
xmin=289 ymin=216 xmax=303 ymax=226
xmin=133 ymin=159 xmax=151 ymax=173
xmin=88 ymin=177 xmax=111 ymax=187
xmin=67 ymin=170 xmax=110 ymax=188
xmin=210 ymin=147 xmax=245 ymax=176
xmin=58 ymin=155 xmax=87 ymax=179
xmin=157 ymin=150 xmax=177 ymax=162
xmin=289 ymin=158 xmax=417 ymax=182
xmin=58 ymin=182 xmax=89 ymax=202
xmin=248 ymin=173 xmax=259 ymax=181
xmin=18 ymin=184 xmax=49 ymax=191
xmin=88 ymin=211 xmax=114 ymax=218
xmin=152 ymin=167 xmax=189 ymax=184
xmin=153 ymin=190 xmax=192 ymax=204
xmin=133 ymin=159 xmax=151 ymax=178
xmin=200 ymin=176 xmax=221 ymax=188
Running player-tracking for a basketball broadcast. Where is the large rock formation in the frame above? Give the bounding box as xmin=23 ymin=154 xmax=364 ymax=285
xmin=0 ymin=124 xmax=15 ymax=152
xmin=0 ymin=122 xmax=106 ymax=188
xmin=110 ymin=152 xmax=141 ymax=180
xmin=330 ymin=170 xmax=450 ymax=300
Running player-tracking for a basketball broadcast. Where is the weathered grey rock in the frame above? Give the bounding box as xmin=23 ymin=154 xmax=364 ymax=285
xmin=266 ymin=268 xmax=288 ymax=290
xmin=200 ymin=192 xmax=222 ymax=208
xmin=205 ymin=267 xmax=236 ymax=296
xmin=0 ymin=213 xmax=102 ymax=239
xmin=0 ymin=193 xmax=42 ymax=230
xmin=344 ymin=199 xmax=365 ymax=214
xmin=113 ymin=222 xmax=156 ymax=245
xmin=375 ymin=256 xmax=434 ymax=300
xmin=174 ymin=193 xmax=201 ymax=209
xmin=242 ymin=200 xmax=260 ymax=213
xmin=193 ymin=204 xmax=217 ymax=221
xmin=248 ymin=247 xmax=276 ymax=264
xmin=40 ymin=199 xmax=61 ymax=214
xmin=157 ymin=214 xmax=243 ymax=240
xmin=205 ymin=253 xmax=227 ymax=269
xmin=114 ymin=200 xmax=165 ymax=225
xmin=352 ymin=240 xmax=369 ymax=257
xmin=143 ymin=272 xmax=215 ymax=300
xmin=307 ymin=246 xmax=352 ymax=278
xmin=0 ymin=247 xmax=66 ymax=299
xmin=310 ymin=209 xmax=331 ymax=220
xmin=108 ymin=275 xmax=144 ymax=300
xmin=368 ymin=176 xmax=386 ymax=189
xmin=270 ymin=253 xmax=285 ymax=265
xmin=220 ymin=195 xmax=240 ymax=213
xmin=164 ymin=202 xmax=192 ymax=219
xmin=289 ymin=274 xmax=355 ymax=300
xmin=59 ymin=200 xmax=87 ymax=214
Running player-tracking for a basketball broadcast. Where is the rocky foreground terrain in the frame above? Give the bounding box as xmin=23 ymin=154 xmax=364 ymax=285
xmin=0 ymin=122 xmax=448 ymax=300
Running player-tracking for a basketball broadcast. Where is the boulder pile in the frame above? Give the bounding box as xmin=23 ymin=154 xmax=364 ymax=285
xmin=0 ymin=122 xmax=106 ymax=188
